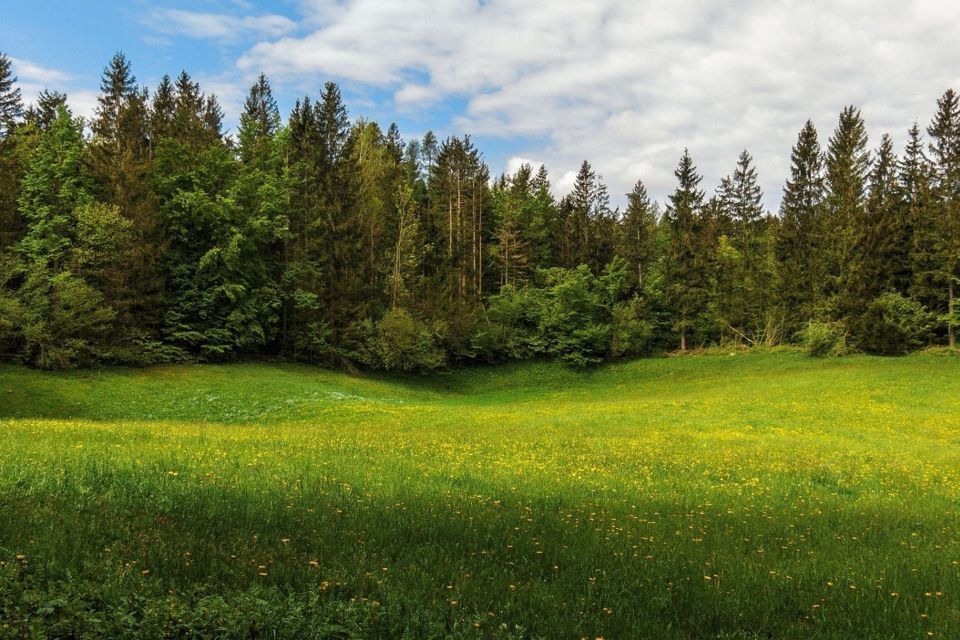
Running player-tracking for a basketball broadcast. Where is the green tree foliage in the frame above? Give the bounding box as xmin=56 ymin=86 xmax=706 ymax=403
xmin=824 ymin=106 xmax=871 ymax=320
xmin=0 ymin=52 xmax=23 ymax=137
xmin=25 ymin=89 xmax=68 ymax=131
xmin=0 ymin=52 xmax=26 ymax=249
xmin=5 ymin=53 xmax=960 ymax=368
xmin=663 ymin=149 xmax=713 ymax=350
xmin=859 ymin=134 xmax=910 ymax=298
xmin=616 ymin=179 xmax=658 ymax=296
xmin=12 ymin=107 xmax=120 ymax=367
xmin=152 ymin=73 xmax=267 ymax=358
xmin=777 ymin=121 xmax=825 ymax=326
xmin=89 ymin=53 xmax=163 ymax=335
xmin=716 ymin=150 xmax=773 ymax=340
xmin=856 ymin=292 xmax=933 ymax=355
xmin=926 ymin=89 xmax=960 ymax=348
xmin=478 ymin=258 xmax=649 ymax=366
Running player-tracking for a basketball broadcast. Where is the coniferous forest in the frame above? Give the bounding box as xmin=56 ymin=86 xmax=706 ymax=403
xmin=1 ymin=51 xmax=959 ymax=370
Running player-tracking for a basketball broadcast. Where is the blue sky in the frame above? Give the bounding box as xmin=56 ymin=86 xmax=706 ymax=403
xmin=4 ymin=1 xmax=960 ymax=209
xmin=1 ymin=0 xmax=527 ymax=192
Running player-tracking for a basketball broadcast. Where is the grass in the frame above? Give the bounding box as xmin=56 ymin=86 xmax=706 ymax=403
xmin=0 ymin=350 xmax=958 ymax=638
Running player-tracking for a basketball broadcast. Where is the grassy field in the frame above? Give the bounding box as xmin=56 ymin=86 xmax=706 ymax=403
xmin=1 ymin=351 xmax=958 ymax=639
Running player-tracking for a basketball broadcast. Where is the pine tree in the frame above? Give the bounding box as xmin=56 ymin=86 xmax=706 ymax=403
xmin=664 ymin=149 xmax=712 ymax=350
xmin=428 ymin=136 xmax=489 ymax=301
xmin=89 ymin=54 xmax=159 ymax=333
xmin=315 ymin=82 xmax=358 ymax=342
xmin=562 ymin=160 xmax=615 ymax=273
xmin=14 ymin=106 xmax=117 ymax=368
xmin=150 ymin=75 xmax=175 ymax=145
xmin=232 ymin=74 xmax=288 ymax=350
xmin=0 ymin=52 xmax=23 ymax=137
xmin=529 ymin=164 xmax=558 ymax=268
xmin=0 ymin=52 xmax=25 ymax=248
xmin=862 ymin=134 xmax=908 ymax=296
xmin=717 ymin=150 xmax=768 ymax=336
xmin=240 ymin=74 xmax=280 ymax=150
xmin=282 ymin=96 xmax=326 ymax=358
xmin=926 ymin=89 xmax=960 ymax=347
xmin=903 ymin=123 xmax=939 ymax=318
xmin=824 ymin=106 xmax=870 ymax=320
xmin=617 ymin=179 xmax=657 ymax=294
xmin=492 ymin=165 xmax=534 ymax=287
xmin=93 ymin=52 xmax=136 ymax=142
xmin=777 ymin=120 xmax=825 ymax=326
xmin=25 ymin=89 xmax=68 ymax=131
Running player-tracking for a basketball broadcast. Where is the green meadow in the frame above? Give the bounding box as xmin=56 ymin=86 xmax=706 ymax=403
xmin=1 ymin=351 xmax=958 ymax=639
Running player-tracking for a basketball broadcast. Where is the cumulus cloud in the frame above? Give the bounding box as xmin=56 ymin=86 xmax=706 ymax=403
xmin=10 ymin=57 xmax=97 ymax=120
xmin=149 ymin=9 xmax=296 ymax=42
xmin=211 ymin=1 xmax=960 ymax=207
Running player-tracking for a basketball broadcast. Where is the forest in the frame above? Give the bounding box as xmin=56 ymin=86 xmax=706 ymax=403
xmin=0 ymin=51 xmax=958 ymax=371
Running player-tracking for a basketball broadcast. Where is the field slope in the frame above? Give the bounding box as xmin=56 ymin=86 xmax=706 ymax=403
xmin=1 ymin=352 xmax=958 ymax=639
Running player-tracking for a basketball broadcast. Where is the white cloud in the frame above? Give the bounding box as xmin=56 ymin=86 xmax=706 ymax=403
xmin=184 ymin=1 xmax=960 ymax=207
xmin=150 ymin=9 xmax=296 ymax=42
xmin=10 ymin=57 xmax=72 ymax=85
xmin=11 ymin=57 xmax=97 ymax=121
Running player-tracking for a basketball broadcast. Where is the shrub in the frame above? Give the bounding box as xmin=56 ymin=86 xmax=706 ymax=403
xmin=372 ymin=308 xmax=446 ymax=372
xmin=798 ymin=320 xmax=849 ymax=358
xmin=609 ymin=296 xmax=653 ymax=359
xmin=856 ymin=292 xmax=933 ymax=355
xmin=20 ymin=271 xmax=116 ymax=369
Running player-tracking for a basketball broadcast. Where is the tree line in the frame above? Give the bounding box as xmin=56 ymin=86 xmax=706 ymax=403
xmin=0 ymin=52 xmax=957 ymax=369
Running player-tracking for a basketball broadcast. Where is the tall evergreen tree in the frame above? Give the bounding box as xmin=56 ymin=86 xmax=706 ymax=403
xmin=617 ymin=179 xmax=657 ymax=294
xmin=664 ymin=149 xmax=711 ymax=350
xmin=0 ymin=52 xmax=25 ymax=248
xmin=861 ymin=134 xmax=909 ymax=296
xmin=89 ymin=54 xmax=159 ymax=333
xmin=232 ymin=74 xmax=288 ymax=350
xmin=92 ymin=52 xmax=136 ymax=142
xmin=0 ymin=52 xmax=23 ymax=137
xmin=717 ymin=150 xmax=768 ymax=336
xmin=282 ymin=96 xmax=326 ymax=358
xmin=13 ymin=106 xmax=119 ymax=367
xmin=926 ymin=89 xmax=960 ymax=347
xmin=25 ymin=89 xmax=68 ymax=131
xmin=150 ymin=75 xmax=176 ymax=145
xmin=903 ymin=123 xmax=939 ymax=320
xmin=777 ymin=120 xmax=825 ymax=325
xmin=824 ymin=106 xmax=870 ymax=320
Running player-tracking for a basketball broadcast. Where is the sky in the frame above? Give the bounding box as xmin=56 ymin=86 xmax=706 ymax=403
xmin=3 ymin=0 xmax=959 ymax=210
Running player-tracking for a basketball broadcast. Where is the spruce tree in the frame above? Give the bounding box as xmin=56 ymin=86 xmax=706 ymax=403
xmin=824 ymin=106 xmax=870 ymax=320
xmin=93 ymin=52 xmax=136 ymax=142
xmin=664 ymin=149 xmax=711 ymax=350
xmin=89 ymin=54 xmax=159 ymax=334
xmin=232 ymin=74 xmax=288 ymax=349
xmin=717 ymin=150 xmax=767 ymax=336
xmin=25 ymin=89 xmax=68 ymax=131
xmin=861 ymin=134 xmax=908 ymax=296
xmin=617 ymin=179 xmax=657 ymax=294
xmin=0 ymin=52 xmax=23 ymax=137
xmin=903 ymin=123 xmax=939 ymax=318
xmin=14 ymin=106 xmax=117 ymax=367
xmin=777 ymin=120 xmax=825 ymax=326
xmin=150 ymin=75 xmax=175 ymax=144
xmin=0 ymin=52 xmax=25 ymax=248
xmin=282 ymin=96 xmax=326 ymax=358
xmin=927 ymin=89 xmax=960 ymax=347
